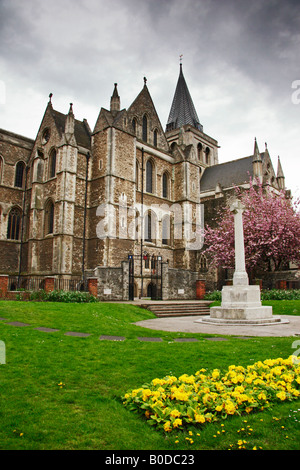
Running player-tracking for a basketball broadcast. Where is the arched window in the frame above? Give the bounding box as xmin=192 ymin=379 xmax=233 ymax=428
xmin=45 ymin=199 xmax=54 ymax=235
xmin=162 ymin=215 xmax=170 ymax=245
xmin=153 ymin=129 xmax=158 ymax=147
xmin=205 ymin=147 xmax=210 ymax=165
xmin=7 ymin=207 xmax=22 ymax=240
xmin=199 ymin=254 xmax=208 ymax=272
xmin=197 ymin=143 xmax=203 ymax=161
xmin=162 ymin=172 xmax=169 ymax=198
xmin=145 ymin=212 xmax=152 ymax=242
xmin=132 ymin=118 xmax=137 ymax=134
xmin=146 ymin=159 xmax=153 ymax=193
xmin=49 ymin=149 xmax=56 ymax=178
xmin=15 ymin=161 xmax=25 ymax=188
xmin=151 ymin=255 xmax=155 ymax=269
xmin=142 ymin=114 xmax=148 ymax=142
xmin=136 ymin=161 xmax=139 ymax=190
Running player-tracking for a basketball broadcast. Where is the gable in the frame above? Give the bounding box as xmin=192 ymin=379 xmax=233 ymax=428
xmin=127 ymin=85 xmax=169 ymax=151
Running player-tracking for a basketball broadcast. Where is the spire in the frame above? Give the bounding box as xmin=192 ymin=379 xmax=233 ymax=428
xmin=110 ymin=83 xmax=120 ymax=114
xmin=166 ymin=63 xmax=203 ymax=132
xmin=277 ymin=156 xmax=285 ymax=189
xmin=252 ymin=137 xmax=262 ymax=162
xmin=63 ymin=102 xmax=76 ymax=145
xmin=252 ymin=138 xmax=263 ymax=183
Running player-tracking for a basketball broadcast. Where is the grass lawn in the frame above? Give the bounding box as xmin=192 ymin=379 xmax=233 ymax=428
xmin=0 ymin=300 xmax=299 ymax=451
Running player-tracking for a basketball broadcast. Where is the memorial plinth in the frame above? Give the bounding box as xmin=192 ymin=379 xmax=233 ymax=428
xmin=198 ymin=199 xmax=287 ymax=326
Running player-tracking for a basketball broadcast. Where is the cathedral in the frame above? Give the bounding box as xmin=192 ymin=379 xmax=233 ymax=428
xmin=0 ymin=64 xmax=289 ymax=299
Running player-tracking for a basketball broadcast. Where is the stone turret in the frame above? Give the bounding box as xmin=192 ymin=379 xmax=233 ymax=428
xmin=276 ymin=156 xmax=285 ymax=190
xmin=252 ymin=137 xmax=263 ymax=183
xmin=63 ymin=103 xmax=76 ymax=146
xmin=110 ymin=83 xmax=120 ymax=115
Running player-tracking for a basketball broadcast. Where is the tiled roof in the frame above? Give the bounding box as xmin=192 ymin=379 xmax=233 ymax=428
xmin=166 ymin=64 xmax=203 ymax=132
xmin=200 ymin=155 xmax=264 ymax=192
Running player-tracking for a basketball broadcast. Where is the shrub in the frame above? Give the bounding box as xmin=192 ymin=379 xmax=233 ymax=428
xmin=204 ymin=289 xmax=300 ymax=301
xmin=204 ymin=291 xmax=222 ymax=301
xmin=30 ymin=289 xmax=98 ymax=303
xmin=261 ymin=289 xmax=300 ymax=300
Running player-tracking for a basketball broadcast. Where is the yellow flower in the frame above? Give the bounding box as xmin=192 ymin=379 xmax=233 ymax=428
xmin=170 ymin=409 xmax=181 ymax=418
xmin=212 ymin=369 xmax=220 ymax=380
xmin=258 ymin=392 xmax=267 ymax=401
xmin=152 ymin=378 xmax=166 ymax=386
xmin=276 ymin=391 xmax=286 ymax=401
xmin=173 ymin=418 xmax=182 ymax=428
xmin=163 ymin=421 xmax=172 ymax=432
xmin=142 ymin=389 xmax=152 ymax=401
xmin=194 ymin=413 xmax=205 ymax=423
xmin=224 ymin=400 xmax=236 ymax=415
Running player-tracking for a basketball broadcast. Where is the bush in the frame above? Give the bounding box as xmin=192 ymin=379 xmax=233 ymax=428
xmin=204 ymin=289 xmax=300 ymax=301
xmin=261 ymin=289 xmax=300 ymax=300
xmin=30 ymin=290 xmax=98 ymax=303
xmin=204 ymin=291 xmax=222 ymax=301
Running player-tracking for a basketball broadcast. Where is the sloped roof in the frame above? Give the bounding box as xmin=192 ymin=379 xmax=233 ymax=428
xmin=200 ymin=155 xmax=264 ymax=192
xmin=52 ymin=109 xmax=91 ymax=149
xmin=166 ymin=64 xmax=203 ymax=132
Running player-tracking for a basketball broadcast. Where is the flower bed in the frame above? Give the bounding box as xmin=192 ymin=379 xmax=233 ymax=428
xmin=122 ymin=356 xmax=300 ymax=432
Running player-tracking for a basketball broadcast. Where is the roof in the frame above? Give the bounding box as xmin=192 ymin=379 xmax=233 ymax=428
xmin=200 ymin=155 xmax=264 ymax=192
xmin=166 ymin=64 xmax=203 ymax=132
xmin=52 ymin=109 xmax=91 ymax=149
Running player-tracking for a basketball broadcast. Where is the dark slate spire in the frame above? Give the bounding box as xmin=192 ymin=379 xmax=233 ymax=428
xmin=166 ymin=63 xmax=203 ymax=132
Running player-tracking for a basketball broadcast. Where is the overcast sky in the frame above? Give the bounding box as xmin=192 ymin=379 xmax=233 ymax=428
xmin=1 ymin=0 xmax=299 ymax=197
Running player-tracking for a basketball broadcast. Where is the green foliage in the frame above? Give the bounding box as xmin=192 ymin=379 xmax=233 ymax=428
xmin=261 ymin=289 xmax=300 ymax=300
xmin=204 ymin=289 xmax=300 ymax=301
xmin=204 ymin=291 xmax=222 ymax=301
xmin=30 ymin=289 xmax=98 ymax=303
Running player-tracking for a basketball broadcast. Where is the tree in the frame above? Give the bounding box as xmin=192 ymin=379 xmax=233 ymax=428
xmin=203 ymin=181 xmax=300 ymax=274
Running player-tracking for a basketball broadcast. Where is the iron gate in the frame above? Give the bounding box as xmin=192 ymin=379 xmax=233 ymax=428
xmin=128 ymin=254 xmax=163 ymax=300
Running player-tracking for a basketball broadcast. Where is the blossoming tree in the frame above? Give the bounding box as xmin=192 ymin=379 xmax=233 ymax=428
xmin=203 ymin=181 xmax=300 ymax=274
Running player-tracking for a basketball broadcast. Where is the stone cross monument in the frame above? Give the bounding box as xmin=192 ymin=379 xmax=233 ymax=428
xmin=230 ymin=199 xmax=249 ymax=287
xmin=199 ymin=198 xmax=285 ymax=326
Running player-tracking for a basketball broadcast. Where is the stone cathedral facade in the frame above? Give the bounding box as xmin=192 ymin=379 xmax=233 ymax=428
xmin=0 ymin=65 xmax=289 ymax=299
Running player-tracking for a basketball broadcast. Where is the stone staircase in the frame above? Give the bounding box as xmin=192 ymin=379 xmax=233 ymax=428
xmin=142 ymin=301 xmax=212 ymax=318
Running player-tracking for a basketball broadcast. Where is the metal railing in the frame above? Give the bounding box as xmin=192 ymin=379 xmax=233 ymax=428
xmin=8 ymin=276 xmax=88 ymax=292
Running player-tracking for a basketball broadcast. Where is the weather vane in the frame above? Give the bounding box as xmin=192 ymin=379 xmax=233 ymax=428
xmin=179 ymin=54 xmax=183 ymax=65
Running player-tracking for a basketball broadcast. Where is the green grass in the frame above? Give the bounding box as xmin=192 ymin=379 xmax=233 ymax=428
xmin=0 ymin=300 xmax=299 ymax=450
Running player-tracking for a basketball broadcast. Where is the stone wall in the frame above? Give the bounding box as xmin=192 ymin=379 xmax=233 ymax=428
xmin=166 ymin=267 xmax=198 ymax=300
xmin=93 ymin=261 xmax=129 ymax=301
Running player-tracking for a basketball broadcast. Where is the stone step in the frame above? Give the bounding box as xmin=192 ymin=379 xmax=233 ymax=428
xmin=145 ymin=302 xmax=212 ymax=317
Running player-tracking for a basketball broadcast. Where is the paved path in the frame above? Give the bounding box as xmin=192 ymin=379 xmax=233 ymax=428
xmin=135 ymin=315 xmax=300 ymax=337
